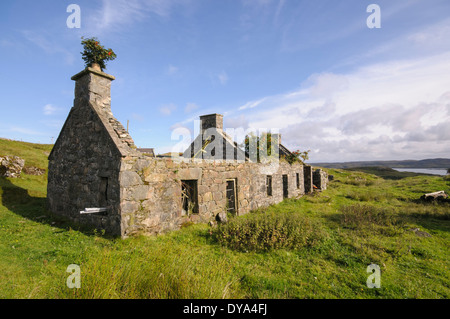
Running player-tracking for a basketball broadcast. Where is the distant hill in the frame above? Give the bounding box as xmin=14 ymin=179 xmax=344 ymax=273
xmin=310 ymin=158 xmax=450 ymax=169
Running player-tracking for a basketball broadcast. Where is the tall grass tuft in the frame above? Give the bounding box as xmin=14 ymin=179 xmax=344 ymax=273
xmin=401 ymin=202 xmax=450 ymax=220
xmin=215 ymin=211 xmax=327 ymax=252
xmin=345 ymin=189 xmax=393 ymax=202
xmin=340 ymin=203 xmax=404 ymax=236
xmin=341 ymin=174 xmax=377 ymax=186
xmin=46 ymin=234 xmax=244 ymax=299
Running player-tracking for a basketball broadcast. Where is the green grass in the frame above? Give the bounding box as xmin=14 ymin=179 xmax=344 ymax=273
xmin=0 ymin=139 xmax=449 ymax=299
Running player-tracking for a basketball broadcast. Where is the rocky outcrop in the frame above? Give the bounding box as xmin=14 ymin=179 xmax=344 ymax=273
xmin=0 ymin=155 xmax=25 ymax=178
xmin=420 ymin=191 xmax=448 ymax=202
xmin=23 ymin=166 xmax=46 ymax=176
xmin=407 ymin=227 xmax=432 ymax=237
xmin=215 ymin=211 xmax=228 ymax=224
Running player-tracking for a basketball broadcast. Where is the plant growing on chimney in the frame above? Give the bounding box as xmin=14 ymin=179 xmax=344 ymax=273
xmin=80 ymin=36 xmax=116 ymax=70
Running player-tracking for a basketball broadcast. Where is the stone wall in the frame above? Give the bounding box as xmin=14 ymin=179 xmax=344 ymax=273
xmin=118 ymin=156 xmax=304 ymax=237
xmin=47 ymin=101 xmax=123 ymax=235
xmin=47 ymin=68 xmax=137 ymax=236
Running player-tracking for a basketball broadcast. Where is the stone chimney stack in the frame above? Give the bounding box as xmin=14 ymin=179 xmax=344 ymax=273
xmin=71 ymin=66 xmax=115 ymax=116
xmin=200 ymin=113 xmax=223 ymax=133
xmin=69 ymin=66 xmax=137 ymax=152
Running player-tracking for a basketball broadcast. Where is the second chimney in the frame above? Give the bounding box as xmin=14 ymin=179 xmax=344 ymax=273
xmin=200 ymin=113 xmax=223 ymax=133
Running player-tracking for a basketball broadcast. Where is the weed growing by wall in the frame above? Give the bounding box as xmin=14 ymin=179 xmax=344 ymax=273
xmin=215 ymin=211 xmax=327 ymax=252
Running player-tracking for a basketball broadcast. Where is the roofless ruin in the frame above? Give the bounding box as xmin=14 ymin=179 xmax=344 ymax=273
xmin=47 ymin=64 xmax=328 ymax=237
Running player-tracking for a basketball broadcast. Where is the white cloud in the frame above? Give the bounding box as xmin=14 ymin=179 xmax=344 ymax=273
xmin=1 ymin=38 xmax=20 ymax=48
xmin=159 ymin=103 xmax=177 ymax=116
xmin=94 ymin=0 xmax=168 ymax=31
xmin=236 ymin=51 xmax=450 ymax=162
xmin=302 ymin=73 xmax=349 ymax=100
xmin=407 ymin=17 xmax=450 ymax=50
xmin=224 ymin=115 xmax=249 ymax=130
xmin=334 ymin=17 xmax=450 ymax=72
xmin=90 ymin=0 xmax=193 ymax=34
xmin=217 ymin=71 xmax=229 ymax=85
xmin=167 ymin=64 xmax=178 ymax=75
xmin=22 ymin=31 xmax=74 ymax=65
xmin=242 ymin=0 xmax=273 ymax=6
xmin=184 ymin=102 xmax=199 ymax=113
xmin=239 ymin=97 xmax=267 ymax=110
xmin=43 ymin=104 xmax=61 ymax=116
xmin=131 ymin=112 xmax=145 ymax=122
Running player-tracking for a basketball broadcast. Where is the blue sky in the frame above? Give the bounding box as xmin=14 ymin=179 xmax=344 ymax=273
xmin=1 ymin=0 xmax=450 ymax=162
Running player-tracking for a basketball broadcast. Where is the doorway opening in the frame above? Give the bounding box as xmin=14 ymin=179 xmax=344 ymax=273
xmin=226 ymin=179 xmax=237 ymax=215
xmin=282 ymin=174 xmax=288 ymax=198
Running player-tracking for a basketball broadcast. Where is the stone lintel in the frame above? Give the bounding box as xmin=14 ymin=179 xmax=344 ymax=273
xmin=71 ymin=67 xmax=116 ymax=81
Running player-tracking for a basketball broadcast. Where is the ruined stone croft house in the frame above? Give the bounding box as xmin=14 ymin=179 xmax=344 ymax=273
xmin=47 ymin=67 xmax=328 ymax=238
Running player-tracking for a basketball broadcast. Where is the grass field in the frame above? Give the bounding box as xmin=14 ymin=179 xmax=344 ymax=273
xmin=0 ymin=138 xmax=449 ymax=299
